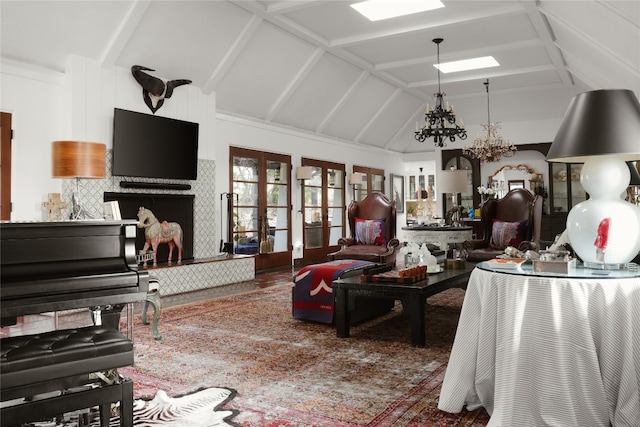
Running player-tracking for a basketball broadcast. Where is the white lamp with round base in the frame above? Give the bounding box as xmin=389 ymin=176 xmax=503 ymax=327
xmin=566 ymin=156 xmax=640 ymax=268
xmin=547 ymin=89 xmax=640 ymax=269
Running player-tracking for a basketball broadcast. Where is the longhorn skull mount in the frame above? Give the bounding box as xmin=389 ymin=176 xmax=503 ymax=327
xmin=131 ymin=65 xmax=191 ymax=114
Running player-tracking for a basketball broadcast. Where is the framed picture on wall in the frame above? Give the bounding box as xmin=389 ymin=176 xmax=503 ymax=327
xmin=391 ymin=174 xmax=405 ymax=213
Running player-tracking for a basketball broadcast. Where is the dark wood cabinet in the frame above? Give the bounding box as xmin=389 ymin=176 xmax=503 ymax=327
xmin=544 ymin=162 xmax=587 ymax=244
xmin=541 ymin=213 xmax=568 ymax=244
xmin=441 ymin=149 xmax=481 ymax=216
xmin=549 ymin=163 xmax=586 ymax=214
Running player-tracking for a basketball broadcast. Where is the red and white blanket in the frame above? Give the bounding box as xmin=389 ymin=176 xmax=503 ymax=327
xmin=292 ymin=259 xmax=375 ymax=324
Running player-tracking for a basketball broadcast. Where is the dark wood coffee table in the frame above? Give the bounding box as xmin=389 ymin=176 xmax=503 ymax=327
xmin=333 ymin=263 xmax=475 ymax=347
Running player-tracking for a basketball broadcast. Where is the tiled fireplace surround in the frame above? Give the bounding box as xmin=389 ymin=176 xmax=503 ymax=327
xmin=61 ymin=150 xmax=255 ymax=296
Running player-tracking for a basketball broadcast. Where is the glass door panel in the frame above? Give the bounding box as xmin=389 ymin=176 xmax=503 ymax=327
xmin=459 ymin=157 xmax=473 ymax=210
xmin=264 ymin=157 xmax=289 ymax=255
xmin=372 ymin=173 xmax=384 ymax=192
xmin=233 ymin=157 xmax=258 ymax=181
xmin=304 ymin=180 xmax=323 ymax=250
xmin=355 ymin=179 xmax=368 ymax=201
xmin=444 ymin=158 xmax=457 ymax=213
xmin=232 ymin=157 xmax=259 ymax=255
xmin=570 ymin=164 xmax=585 ymax=208
xmin=409 ymin=176 xmax=416 ymax=200
xmin=551 ymin=163 xmax=568 ymax=213
xmin=327 ymin=169 xmax=344 ymax=246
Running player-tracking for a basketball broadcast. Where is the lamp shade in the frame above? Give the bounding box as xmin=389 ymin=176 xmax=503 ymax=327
xmin=52 ymin=141 xmax=106 ymax=178
xmin=349 ymin=173 xmax=363 ymax=185
xmin=438 ymin=169 xmax=467 ymax=193
xmin=296 ymin=166 xmax=313 ymax=180
xmin=547 ymin=89 xmax=640 ymax=163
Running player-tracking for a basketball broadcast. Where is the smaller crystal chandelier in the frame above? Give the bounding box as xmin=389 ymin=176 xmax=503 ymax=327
xmin=415 ymin=38 xmax=467 ymax=147
xmin=463 ymin=79 xmax=516 ymax=163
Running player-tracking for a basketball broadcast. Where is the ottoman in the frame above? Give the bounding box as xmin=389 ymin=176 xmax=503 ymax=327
xmin=292 ymin=259 xmax=394 ymax=324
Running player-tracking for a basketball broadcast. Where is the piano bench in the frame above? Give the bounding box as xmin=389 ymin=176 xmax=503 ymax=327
xmin=1 ymin=325 xmax=135 ymax=427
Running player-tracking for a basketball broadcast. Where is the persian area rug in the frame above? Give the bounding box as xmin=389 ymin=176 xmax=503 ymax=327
xmin=121 ymin=283 xmax=490 ymax=427
xmin=30 ymin=387 xmax=240 ymax=426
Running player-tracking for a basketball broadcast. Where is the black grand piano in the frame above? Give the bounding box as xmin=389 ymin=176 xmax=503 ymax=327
xmin=1 ymin=220 xmax=149 ymax=427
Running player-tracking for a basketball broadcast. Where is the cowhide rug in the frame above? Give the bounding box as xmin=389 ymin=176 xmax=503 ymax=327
xmin=29 ymin=387 xmax=239 ymax=427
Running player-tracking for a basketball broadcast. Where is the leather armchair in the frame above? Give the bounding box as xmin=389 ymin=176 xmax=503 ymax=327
xmin=463 ymin=188 xmax=543 ymax=262
xmin=328 ymin=192 xmax=400 ymax=264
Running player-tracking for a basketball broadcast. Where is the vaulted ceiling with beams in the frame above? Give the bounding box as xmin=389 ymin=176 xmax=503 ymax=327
xmin=1 ymin=1 xmax=638 ymax=154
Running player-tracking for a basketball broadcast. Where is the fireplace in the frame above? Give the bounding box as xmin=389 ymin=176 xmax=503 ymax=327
xmin=104 ymin=192 xmax=194 ymax=264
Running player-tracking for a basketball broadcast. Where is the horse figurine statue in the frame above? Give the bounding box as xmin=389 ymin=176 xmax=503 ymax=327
xmin=137 ymin=207 xmax=183 ymax=266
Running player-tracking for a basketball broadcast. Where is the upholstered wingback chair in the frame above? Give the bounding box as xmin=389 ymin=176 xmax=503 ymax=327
xmin=328 ymin=192 xmax=400 ymax=264
xmin=463 ymin=188 xmax=543 ymax=262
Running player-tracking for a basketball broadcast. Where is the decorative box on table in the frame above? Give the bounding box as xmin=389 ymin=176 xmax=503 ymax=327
xmin=532 ymin=250 xmax=576 ymax=274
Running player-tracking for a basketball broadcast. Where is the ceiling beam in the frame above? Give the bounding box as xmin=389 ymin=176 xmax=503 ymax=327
xmin=522 ymin=0 xmax=573 ymax=86
xmin=266 ymin=47 xmax=325 ymax=122
xmin=202 ymin=14 xmax=263 ymax=94
xmin=385 ymin=107 xmax=422 ymax=151
xmin=316 ymin=70 xmax=369 ymax=133
xmin=100 ymin=0 xmax=151 ymax=68
xmin=355 ymin=87 xmax=402 ymax=143
xmin=265 ymin=0 xmax=319 ymax=14
xmin=539 ymin=2 xmax=639 ymax=78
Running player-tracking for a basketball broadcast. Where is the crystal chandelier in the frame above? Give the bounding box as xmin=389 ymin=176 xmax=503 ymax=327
xmin=463 ymin=79 xmax=516 ymax=163
xmin=415 ymin=38 xmax=467 ymax=147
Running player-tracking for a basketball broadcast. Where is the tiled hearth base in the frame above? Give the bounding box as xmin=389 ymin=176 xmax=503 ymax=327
xmin=142 ymin=256 xmax=255 ymax=296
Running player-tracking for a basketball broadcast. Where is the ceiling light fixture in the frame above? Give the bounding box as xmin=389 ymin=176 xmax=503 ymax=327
xmin=435 ymin=56 xmax=499 ymax=74
xmin=415 ymin=38 xmax=467 ymax=148
xmin=463 ymin=79 xmax=516 ymax=163
xmin=351 ymin=0 xmax=444 ymax=21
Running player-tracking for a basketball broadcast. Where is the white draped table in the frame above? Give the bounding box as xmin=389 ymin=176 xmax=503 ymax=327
xmin=438 ymin=263 xmax=640 ymax=427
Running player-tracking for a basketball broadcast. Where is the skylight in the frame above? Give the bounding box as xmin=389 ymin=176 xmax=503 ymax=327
xmin=351 ymin=0 xmax=445 ymax=21
xmin=435 ymin=56 xmax=500 ymax=73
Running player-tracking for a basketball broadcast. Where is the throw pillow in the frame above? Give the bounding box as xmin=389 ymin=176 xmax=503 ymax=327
xmin=490 ymin=219 xmax=526 ymax=250
xmin=355 ymin=218 xmax=386 ymax=246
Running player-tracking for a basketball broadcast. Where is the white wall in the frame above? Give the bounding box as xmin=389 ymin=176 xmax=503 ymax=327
xmin=1 ymin=61 xmax=65 ymax=219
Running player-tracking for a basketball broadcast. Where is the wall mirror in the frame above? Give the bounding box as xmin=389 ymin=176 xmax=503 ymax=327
xmin=488 ymin=164 xmax=541 ymax=198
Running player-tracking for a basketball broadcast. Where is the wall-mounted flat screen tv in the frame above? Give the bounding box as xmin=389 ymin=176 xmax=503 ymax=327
xmin=112 ymin=108 xmax=199 ymax=180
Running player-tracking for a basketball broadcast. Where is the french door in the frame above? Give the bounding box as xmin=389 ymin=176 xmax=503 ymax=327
xmin=230 ymin=147 xmax=292 ymax=271
xmin=1 ymin=112 xmax=11 ymax=220
xmin=300 ymin=158 xmax=345 ymax=264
